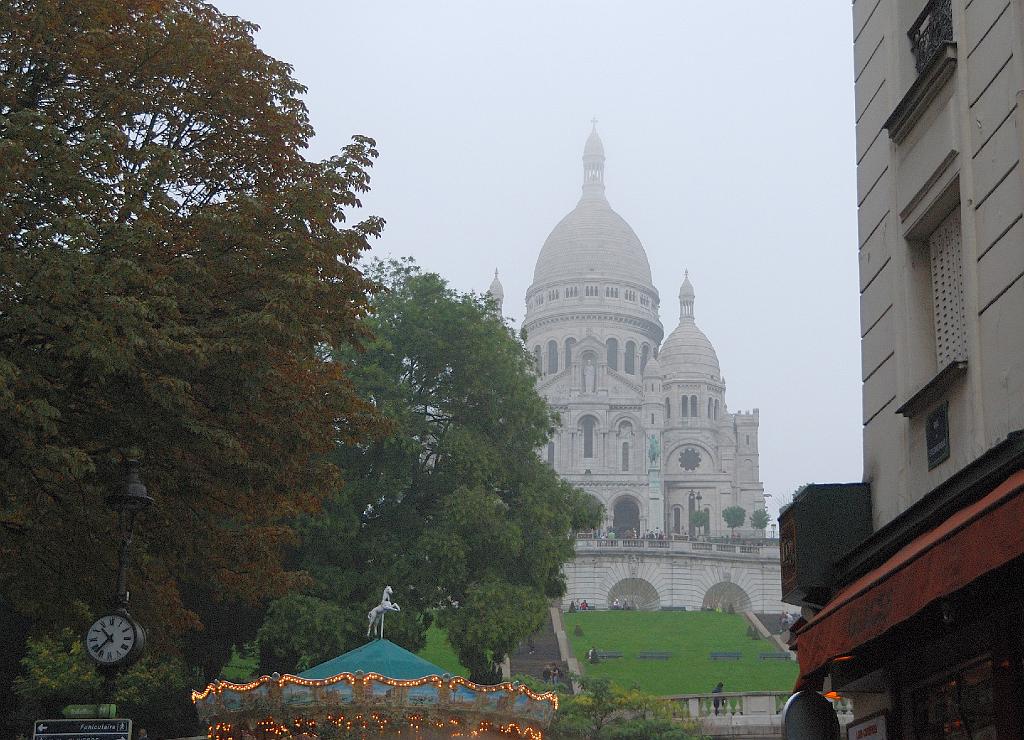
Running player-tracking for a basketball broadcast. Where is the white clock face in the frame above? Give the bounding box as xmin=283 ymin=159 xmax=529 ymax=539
xmin=85 ymin=614 xmax=137 ymax=665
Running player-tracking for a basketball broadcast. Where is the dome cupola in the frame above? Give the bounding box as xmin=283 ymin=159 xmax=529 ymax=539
xmin=659 ymin=272 xmax=721 ymax=380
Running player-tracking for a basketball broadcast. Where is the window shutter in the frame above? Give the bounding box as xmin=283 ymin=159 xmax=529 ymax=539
xmin=929 ymin=208 xmax=966 ymax=367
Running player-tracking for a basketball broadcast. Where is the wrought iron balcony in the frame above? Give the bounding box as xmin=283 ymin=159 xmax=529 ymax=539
xmin=910 ymin=0 xmax=954 ymax=75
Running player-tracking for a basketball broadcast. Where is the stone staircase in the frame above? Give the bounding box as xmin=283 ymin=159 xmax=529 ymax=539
xmin=509 ymin=607 xmax=570 ymax=689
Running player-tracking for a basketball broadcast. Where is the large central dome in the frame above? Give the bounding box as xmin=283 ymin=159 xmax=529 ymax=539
xmin=533 ymin=199 xmax=654 ymax=287
xmin=530 ymin=125 xmax=655 ymax=290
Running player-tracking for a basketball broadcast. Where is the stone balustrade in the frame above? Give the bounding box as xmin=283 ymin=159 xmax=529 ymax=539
xmin=574 ymin=537 xmax=778 ymax=561
xmin=665 ymin=691 xmax=854 ymax=732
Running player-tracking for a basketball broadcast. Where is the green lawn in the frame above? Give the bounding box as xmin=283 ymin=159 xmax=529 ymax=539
xmin=564 ymin=611 xmax=797 ymax=696
xmin=417 ymin=624 xmax=469 ymax=676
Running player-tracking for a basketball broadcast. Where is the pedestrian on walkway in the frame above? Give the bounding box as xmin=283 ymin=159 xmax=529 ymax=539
xmin=712 ymin=682 xmax=724 ymax=715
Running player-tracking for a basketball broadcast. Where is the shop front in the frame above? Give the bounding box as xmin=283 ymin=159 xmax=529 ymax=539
xmin=783 ymin=435 xmax=1024 ymax=739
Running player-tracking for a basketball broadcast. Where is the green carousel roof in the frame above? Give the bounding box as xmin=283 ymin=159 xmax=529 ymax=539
xmin=297 ymin=639 xmax=448 ymax=681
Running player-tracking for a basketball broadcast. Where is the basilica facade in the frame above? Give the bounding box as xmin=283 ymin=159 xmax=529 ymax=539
xmin=493 ymin=126 xmax=766 ymax=541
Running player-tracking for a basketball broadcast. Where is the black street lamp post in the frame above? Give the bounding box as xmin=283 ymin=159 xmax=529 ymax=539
xmin=105 ymin=460 xmax=154 ymax=609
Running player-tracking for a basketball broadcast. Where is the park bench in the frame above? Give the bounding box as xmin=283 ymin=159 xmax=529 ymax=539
xmin=709 ymin=652 xmax=742 ymax=661
xmin=597 ymin=651 xmax=623 ymax=659
xmin=759 ymin=652 xmax=792 ymax=661
xmin=638 ymin=651 xmax=672 ymax=660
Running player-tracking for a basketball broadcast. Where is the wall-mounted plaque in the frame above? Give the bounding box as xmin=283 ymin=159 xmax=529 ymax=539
xmin=926 ymin=402 xmax=950 ymax=470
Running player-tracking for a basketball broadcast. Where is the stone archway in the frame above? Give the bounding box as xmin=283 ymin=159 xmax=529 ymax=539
xmin=702 ymin=581 xmax=752 ymax=613
xmin=607 ymin=578 xmax=661 ymax=611
xmin=612 ymin=497 xmax=640 ymax=537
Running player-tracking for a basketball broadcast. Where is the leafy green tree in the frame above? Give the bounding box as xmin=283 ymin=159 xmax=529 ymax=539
xmin=0 ymin=0 xmax=381 ymax=683
xmin=12 ymin=628 xmax=197 ymax=737
xmin=722 ymin=506 xmax=747 ymax=536
xmin=750 ymin=508 xmax=770 ymax=533
xmin=552 ymin=677 xmax=701 ymax=738
xmin=264 ymin=260 xmax=600 ymax=682
xmin=691 ymin=509 xmax=710 ymax=536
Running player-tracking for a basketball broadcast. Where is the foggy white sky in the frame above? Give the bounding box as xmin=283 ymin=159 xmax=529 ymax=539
xmin=215 ymin=1 xmax=864 ymax=519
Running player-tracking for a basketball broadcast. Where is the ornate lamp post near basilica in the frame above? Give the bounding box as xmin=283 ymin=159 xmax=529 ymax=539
xmin=84 ymin=460 xmax=152 ymax=692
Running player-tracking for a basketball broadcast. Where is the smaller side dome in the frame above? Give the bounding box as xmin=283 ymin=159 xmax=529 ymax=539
xmin=487 ymin=268 xmax=504 ymax=309
xmin=659 ymin=273 xmax=720 ymax=379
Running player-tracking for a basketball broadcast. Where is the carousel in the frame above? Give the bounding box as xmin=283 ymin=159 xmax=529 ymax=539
xmin=192 ymin=588 xmax=558 ymax=739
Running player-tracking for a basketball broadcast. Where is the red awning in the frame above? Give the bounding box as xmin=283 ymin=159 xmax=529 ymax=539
xmin=794 ymin=469 xmax=1024 ymax=683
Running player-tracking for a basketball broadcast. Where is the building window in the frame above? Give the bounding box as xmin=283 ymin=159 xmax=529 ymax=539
xmin=547 ymin=339 xmax=558 ymax=374
xmin=681 ymin=396 xmax=688 ymax=417
xmin=714 ymin=399 xmax=720 ymax=419
xmin=582 ymin=417 xmax=596 ymax=459
xmin=673 ymin=507 xmax=682 ymax=534
xmin=911 ymin=658 xmax=994 ymax=738
xmin=566 ymin=286 xmax=578 ymax=298
xmin=548 ymin=289 xmax=559 ymax=300
xmin=745 ymin=435 xmax=750 ymax=445
xmin=708 ymin=398 xmax=713 ymax=418
xmin=586 ymin=285 xmax=598 ymax=297
xmin=621 ymin=442 xmax=629 ymax=471
xmin=624 ymin=341 xmax=636 ymax=374
xmin=929 ymin=207 xmax=967 ymax=368
xmin=605 ymin=286 xmax=619 ymax=298
xmin=640 ymin=344 xmax=650 ymax=372
xmin=606 ymin=338 xmax=619 ymax=370
xmin=665 ymin=398 xmax=671 ymax=419
xmin=690 ymin=395 xmax=698 ymax=417
xmin=546 ymin=442 xmax=554 ymax=466
xmin=564 ymin=337 xmax=576 ymax=367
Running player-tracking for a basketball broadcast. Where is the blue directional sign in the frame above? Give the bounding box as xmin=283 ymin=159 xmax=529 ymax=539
xmin=33 ymin=719 xmax=132 ymax=740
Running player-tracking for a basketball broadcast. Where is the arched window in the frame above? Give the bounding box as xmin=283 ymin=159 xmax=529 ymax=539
xmin=564 ymin=337 xmax=576 ymax=367
xmin=533 ymin=346 xmax=542 ymax=374
xmin=606 ymin=338 xmax=619 ymax=370
xmin=547 ymin=339 xmax=558 ymax=375
xmin=690 ymin=395 xmax=698 ymax=417
xmin=673 ymin=506 xmax=682 ymax=534
xmin=546 ymin=442 xmax=555 ymax=466
xmin=714 ymin=399 xmax=720 ymax=419
xmin=664 ymin=398 xmax=671 ymax=419
xmin=582 ymin=417 xmax=596 ymax=459
xmin=708 ymin=398 xmax=713 ymax=418
xmin=621 ymin=442 xmax=629 ymax=471
xmin=681 ymin=396 xmax=689 ymax=417
xmin=640 ymin=344 xmax=650 ymax=372
xmin=624 ymin=341 xmax=636 ymax=374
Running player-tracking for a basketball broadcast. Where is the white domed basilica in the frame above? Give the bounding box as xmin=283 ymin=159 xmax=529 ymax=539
xmin=498 ymin=125 xmax=766 ymax=540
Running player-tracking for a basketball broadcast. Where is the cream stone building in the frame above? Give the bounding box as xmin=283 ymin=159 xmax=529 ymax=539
xmin=780 ymin=0 xmax=1024 ymax=733
xmin=489 ymin=127 xmax=782 ymax=612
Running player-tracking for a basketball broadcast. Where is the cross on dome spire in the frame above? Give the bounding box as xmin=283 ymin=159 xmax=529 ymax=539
xmin=582 ymin=120 xmax=606 ymax=200
xmin=679 ymin=270 xmax=695 ymax=321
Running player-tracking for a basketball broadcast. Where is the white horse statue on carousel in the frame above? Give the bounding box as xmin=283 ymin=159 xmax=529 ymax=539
xmin=367 ymin=585 xmax=401 ymax=639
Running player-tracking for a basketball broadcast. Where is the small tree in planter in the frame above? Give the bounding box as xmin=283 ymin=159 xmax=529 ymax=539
xmin=750 ymin=508 xmax=770 ymax=537
xmin=722 ymin=506 xmax=747 ymax=537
